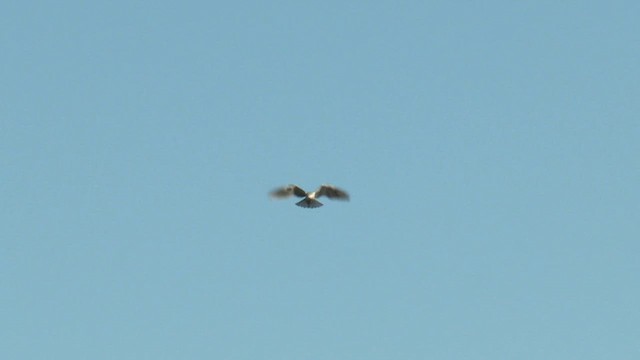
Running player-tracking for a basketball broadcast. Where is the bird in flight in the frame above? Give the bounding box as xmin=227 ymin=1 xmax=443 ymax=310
xmin=270 ymin=184 xmax=350 ymax=208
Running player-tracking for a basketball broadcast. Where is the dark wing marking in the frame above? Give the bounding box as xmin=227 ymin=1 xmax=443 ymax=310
xmin=292 ymin=185 xmax=307 ymax=197
xmin=315 ymin=185 xmax=349 ymax=200
xmin=270 ymin=184 xmax=307 ymax=198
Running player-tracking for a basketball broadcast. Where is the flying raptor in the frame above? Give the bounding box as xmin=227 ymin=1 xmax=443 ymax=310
xmin=270 ymin=184 xmax=350 ymax=208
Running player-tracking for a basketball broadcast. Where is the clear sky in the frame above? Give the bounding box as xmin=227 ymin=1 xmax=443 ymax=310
xmin=2 ymin=1 xmax=639 ymax=359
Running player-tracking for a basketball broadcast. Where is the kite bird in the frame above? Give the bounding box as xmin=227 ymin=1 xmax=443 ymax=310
xmin=270 ymin=184 xmax=350 ymax=208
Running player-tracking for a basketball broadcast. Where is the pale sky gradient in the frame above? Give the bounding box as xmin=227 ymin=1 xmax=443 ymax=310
xmin=2 ymin=1 xmax=639 ymax=359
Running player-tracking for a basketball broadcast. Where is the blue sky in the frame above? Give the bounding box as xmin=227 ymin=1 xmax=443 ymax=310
xmin=2 ymin=1 xmax=639 ymax=359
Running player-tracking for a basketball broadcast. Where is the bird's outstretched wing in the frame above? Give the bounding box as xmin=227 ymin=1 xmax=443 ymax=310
xmin=315 ymin=184 xmax=349 ymax=200
xmin=270 ymin=184 xmax=307 ymax=198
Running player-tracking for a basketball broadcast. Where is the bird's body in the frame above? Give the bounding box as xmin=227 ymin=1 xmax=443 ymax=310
xmin=270 ymin=184 xmax=349 ymax=208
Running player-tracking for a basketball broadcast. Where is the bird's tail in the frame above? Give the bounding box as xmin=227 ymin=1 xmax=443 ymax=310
xmin=296 ymin=198 xmax=323 ymax=208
